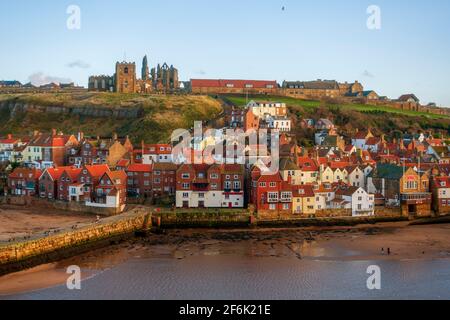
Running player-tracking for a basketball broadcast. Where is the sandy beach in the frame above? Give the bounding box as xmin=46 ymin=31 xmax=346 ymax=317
xmin=0 ymin=205 xmax=96 ymax=242
xmin=0 ymin=221 xmax=449 ymax=296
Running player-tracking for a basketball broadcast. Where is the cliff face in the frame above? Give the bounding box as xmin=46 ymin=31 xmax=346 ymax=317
xmin=0 ymin=100 xmax=143 ymax=120
xmin=0 ymin=94 xmax=223 ymax=144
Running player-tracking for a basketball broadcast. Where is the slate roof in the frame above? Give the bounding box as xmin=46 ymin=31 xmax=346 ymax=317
xmin=370 ymin=163 xmax=404 ymax=180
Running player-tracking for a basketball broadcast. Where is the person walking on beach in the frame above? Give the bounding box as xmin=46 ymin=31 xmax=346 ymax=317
xmin=381 ymin=248 xmax=385 ymax=255
xmin=387 ymin=248 xmax=391 ymax=255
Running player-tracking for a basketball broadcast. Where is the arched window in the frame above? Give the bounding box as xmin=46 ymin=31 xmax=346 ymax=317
xmin=124 ymin=67 xmax=129 ymax=74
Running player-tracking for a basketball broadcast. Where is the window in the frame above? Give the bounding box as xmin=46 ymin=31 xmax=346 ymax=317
xmin=270 ymin=182 xmax=276 ymax=187
xmin=182 ymin=183 xmax=190 ymax=190
xmin=181 ymin=173 xmax=190 ymax=179
xmin=183 ymin=193 xmax=189 ymax=198
xmin=259 ymin=182 xmax=266 ymax=187
xmin=210 ymin=173 xmax=219 ymax=179
xmin=269 ymin=204 xmax=276 ymax=210
xmin=281 ymin=192 xmax=292 ymax=201
xmin=198 ymin=193 xmax=205 ymax=198
xmin=233 ymin=181 xmax=241 ymax=190
xmin=268 ymin=192 xmax=279 ymax=202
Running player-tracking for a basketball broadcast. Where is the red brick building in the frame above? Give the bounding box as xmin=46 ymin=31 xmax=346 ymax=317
xmin=8 ymin=168 xmax=42 ymax=196
xmin=250 ymin=170 xmax=292 ymax=213
xmin=176 ymin=164 xmax=244 ymax=208
xmin=27 ymin=131 xmax=78 ymax=166
xmin=152 ymin=163 xmax=177 ymax=197
xmin=58 ymin=167 xmax=83 ymax=201
xmin=92 ymin=171 xmax=127 ymax=207
xmin=431 ymin=176 xmax=450 ymax=215
xmin=126 ymin=164 xmax=153 ymax=198
xmin=38 ymin=167 xmax=72 ymax=199
xmin=77 ymin=164 xmax=111 ymax=201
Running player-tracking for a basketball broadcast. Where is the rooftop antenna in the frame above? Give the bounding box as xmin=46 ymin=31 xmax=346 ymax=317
xmin=123 ymin=52 xmax=127 ymax=62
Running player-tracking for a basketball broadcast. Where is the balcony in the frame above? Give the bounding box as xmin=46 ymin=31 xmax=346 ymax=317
xmin=401 ymin=193 xmax=432 ymax=205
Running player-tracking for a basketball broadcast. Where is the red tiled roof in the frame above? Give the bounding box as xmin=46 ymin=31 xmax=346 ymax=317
xmin=366 ymin=137 xmax=381 ymax=145
xmin=65 ymin=168 xmax=83 ymax=180
xmin=0 ymin=138 xmax=18 ymax=144
xmin=297 ymin=157 xmax=318 ymax=172
xmin=257 ymin=173 xmax=283 ymax=183
xmin=143 ymin=144 xmax=172 ymax=155
xmin=116 ymin=159 xmax=130 ymax=167
xmin=85 ymin=164 xmax=110 ymax=178
xmin=292 ymin=185 xmax=315 ymax=197
xmin=329 ymin=161 xmax=351 ymax=169
xmin=127 ymin=164 xmax=153 ymax=172
xmin=191 ymin=79 xmax=278 ymax=89
xmin=354 ymin=131 xmax=369 ymax=140
xmin=9 ymin=168 xmax=42 ymax=179
xmin=45 ymin=167 xmax=74 ymax=180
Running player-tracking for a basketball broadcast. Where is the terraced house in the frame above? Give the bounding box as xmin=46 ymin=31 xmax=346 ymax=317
xmin=251 ymin=171 xmax=292 ymax=214
xmin=176 ymin=164 xmax=244 ymax=208
xmin=431 ymin=176 xmax=450 ymax=215
xmin=23 ymin=130 xmax=78 ymax=167
xmin=8 ymin=168 xmax=41 ymax=196
xmin=68 ymin=135 xmax=133 ymax=168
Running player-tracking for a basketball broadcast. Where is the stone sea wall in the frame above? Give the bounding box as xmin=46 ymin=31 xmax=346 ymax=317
xmin=0 ymin=208 xmax=151 ymax=274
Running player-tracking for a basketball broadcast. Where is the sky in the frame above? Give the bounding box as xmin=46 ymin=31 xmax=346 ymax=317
xmin=0 ymin=0 xmax=449 ymax=106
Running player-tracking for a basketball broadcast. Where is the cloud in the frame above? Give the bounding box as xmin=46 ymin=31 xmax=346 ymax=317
xmin=362 ymin=70 xmax=375 ymax=78
xmin=28 ymin=72 xmax=72 ymax=86
xmin=66 ymin=60 xmax=91 ymax=69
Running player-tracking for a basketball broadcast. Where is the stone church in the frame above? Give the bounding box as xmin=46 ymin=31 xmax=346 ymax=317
xmin=89 ymin=55 xmax=179 ymax=93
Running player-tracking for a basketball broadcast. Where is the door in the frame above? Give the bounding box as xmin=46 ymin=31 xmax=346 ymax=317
xmin=408 ymin=204 xmax=417 ymax=216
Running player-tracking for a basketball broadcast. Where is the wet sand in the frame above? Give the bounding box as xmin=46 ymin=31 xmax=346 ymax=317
xmin=0 ymin=221 xmax=449 ymax=296
xmin=0 ymin=205 xmax=96 ymax=242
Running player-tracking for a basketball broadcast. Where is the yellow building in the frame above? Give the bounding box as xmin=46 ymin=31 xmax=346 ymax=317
xmin=292 ymin=185 xmax=316 ymax=216
xmin=279 ymin=158 xmax=302 ymax=185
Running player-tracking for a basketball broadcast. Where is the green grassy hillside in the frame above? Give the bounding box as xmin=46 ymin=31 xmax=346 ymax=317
xmin=0 ymin=93 xmax=223 ymax=143
xmin=225 ymin=94 xmax=450 ymax=120
xmin=222 ymin=94 xmax=450 ymax=146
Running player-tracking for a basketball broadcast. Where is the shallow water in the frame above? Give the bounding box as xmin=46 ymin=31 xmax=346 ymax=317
xmin=2 ymin=250 xmax=450 ymax=300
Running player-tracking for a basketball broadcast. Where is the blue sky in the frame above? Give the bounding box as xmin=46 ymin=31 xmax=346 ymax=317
xmin=1 ymin=0 xmax=449 ymax=106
